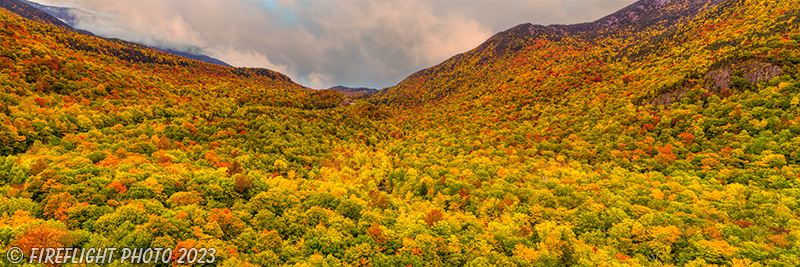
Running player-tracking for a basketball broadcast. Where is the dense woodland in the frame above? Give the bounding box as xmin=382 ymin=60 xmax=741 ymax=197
xmin=2 ymin=0 xmax=800 ymax=266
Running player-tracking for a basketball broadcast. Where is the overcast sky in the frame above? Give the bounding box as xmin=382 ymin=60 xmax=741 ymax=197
xmin=30 ymin=0 xmax=635 ymax=89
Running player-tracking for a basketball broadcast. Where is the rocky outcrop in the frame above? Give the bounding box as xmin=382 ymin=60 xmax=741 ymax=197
xmin=704 ymin=62 xmax=782 ymax=93
xmin=338 ymin=98 xmax=355 ymax=107
xmin=645 ymin=61 xmax=782 ymax=106
xmin=648 ymin=87 xmax=688 ymax=106
xmin=704 ymin=69 xmax=730 ymax=93
xmin=741 ymin=62 xmax=782 ymax=85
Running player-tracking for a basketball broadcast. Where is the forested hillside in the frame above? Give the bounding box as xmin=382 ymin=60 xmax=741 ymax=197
xmin=2 ymin=0 xmax=800 ymax=266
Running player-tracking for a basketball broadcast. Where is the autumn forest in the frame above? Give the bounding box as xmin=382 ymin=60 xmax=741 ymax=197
xmin=2 ymin=0 xmax=800 ymax=266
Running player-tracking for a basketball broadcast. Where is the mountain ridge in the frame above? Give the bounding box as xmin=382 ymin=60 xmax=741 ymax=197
xmin=373 ymin=0 xmax=728 ymax=107
xmin=328 ymin=85 xmax=379 ymax=97
xmin=14 ymin=0 xmax=233 ymax=67
xmin=0 ymin=0 xmax=73 ymax=31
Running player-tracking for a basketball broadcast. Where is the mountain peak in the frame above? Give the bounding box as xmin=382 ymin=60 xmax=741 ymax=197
xmin=468 ymin=0 xmax=726 ymax=62
xmin=376 ymin=0 xmax=734 ymax=107
xmin=564 ymin=0 xmax=725 ymax=34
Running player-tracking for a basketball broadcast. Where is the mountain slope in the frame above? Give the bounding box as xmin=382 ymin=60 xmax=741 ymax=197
xmin=0 ymin=0 xmax=73 ymax=31
xmin=19 ymin=0 xmax=82 ymax=27
xmin=561 ymin=0 xmax=725 ymax=35
xmin=373 ymin=0 xmax=728 ymax=107
xmin=364 ymin=0 xmax=800 ymax=264
xmin=16 ymin=0 xmax=232 ymax=66
xmin=0 ymin=5 xmax=361 ymax=155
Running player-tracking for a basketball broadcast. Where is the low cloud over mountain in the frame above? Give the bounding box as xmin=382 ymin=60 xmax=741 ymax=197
xmin=27 ymin=0 xmax=632 ymax=89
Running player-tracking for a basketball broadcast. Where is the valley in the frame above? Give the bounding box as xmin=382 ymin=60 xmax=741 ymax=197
xmin=1 ymin=0 xmax=800 ymax=266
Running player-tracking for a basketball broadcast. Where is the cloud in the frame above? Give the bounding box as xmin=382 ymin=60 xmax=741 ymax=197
xmin=29 ymin=0 xmax=636 ymax=89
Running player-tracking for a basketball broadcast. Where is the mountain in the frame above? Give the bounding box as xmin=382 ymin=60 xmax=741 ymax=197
xmin=3 ymin=0 xmax=800 ymax=266
xmin=0 ymin=0 xmax=73 ymax=31
xmin=328 ymin=85 xmax=379 ymax=97
xmin=559 ymin=0 xmax=725 ymax=34
xmin=364 ymin=0 xmax=800 ymax=263
xmin=19 ymin=0 xmax=82 ymax=26
xmin=17 ymin=0 xmax=232 ymax=67
xmin=0 ymin=3 xmax=356 ymax=156
xmin=373 ymin=0 xmax=729 ymax=107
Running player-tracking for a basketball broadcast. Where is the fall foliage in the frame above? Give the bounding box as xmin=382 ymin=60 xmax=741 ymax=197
xmin=2 ymin=0 xmax=800 ymax=265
